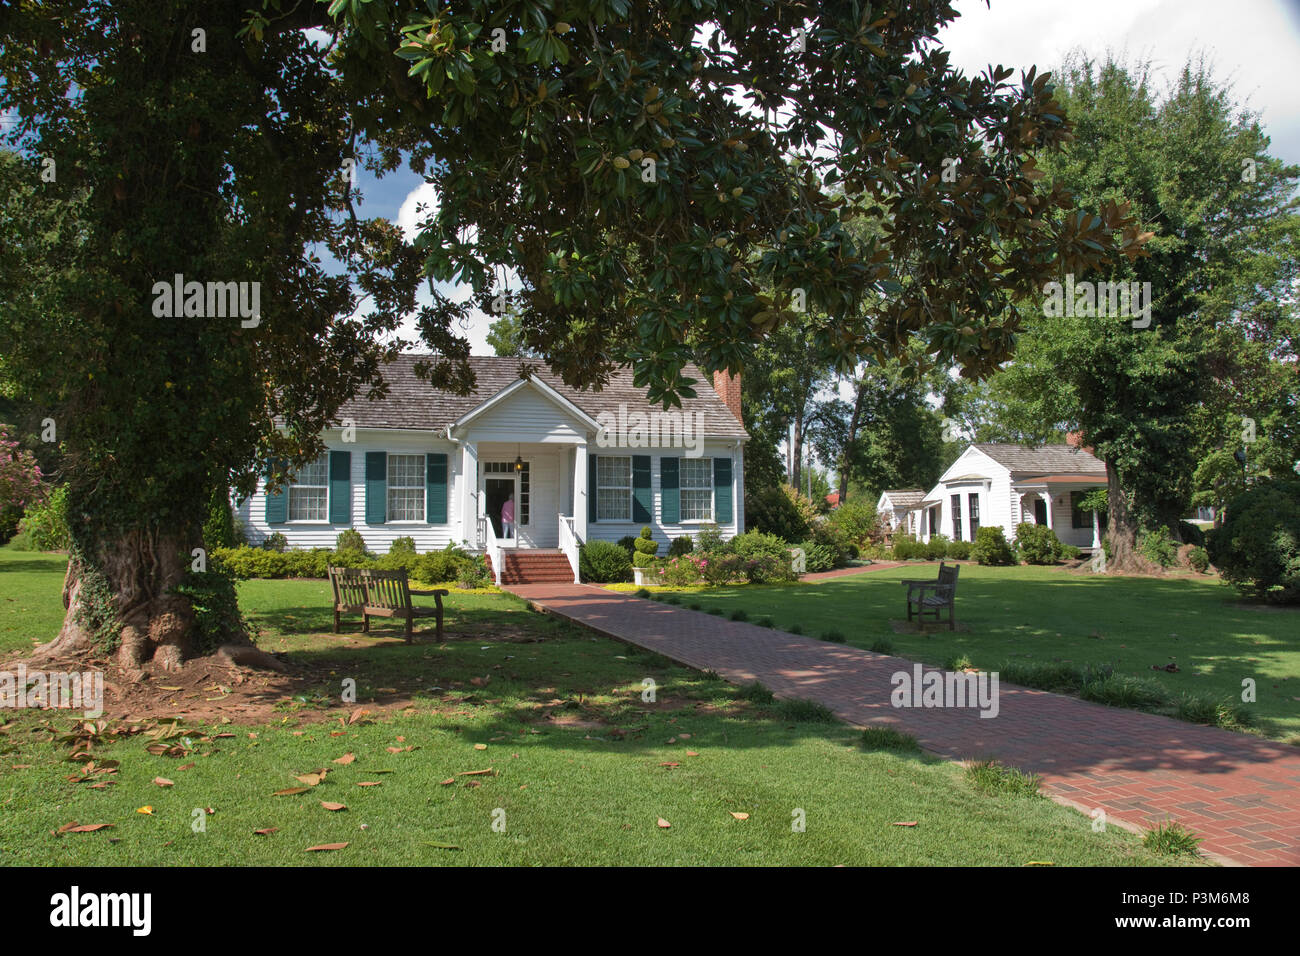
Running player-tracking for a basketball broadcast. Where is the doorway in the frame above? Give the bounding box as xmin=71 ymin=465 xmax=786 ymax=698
xmin=484 ymin=476 xmax=519 ymax=545
xmin=1034 ymin=498 xmax=1048 ymax=526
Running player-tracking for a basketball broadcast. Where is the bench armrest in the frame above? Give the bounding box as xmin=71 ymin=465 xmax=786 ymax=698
xmin=408 ymin=589 xmax=450 ymax=597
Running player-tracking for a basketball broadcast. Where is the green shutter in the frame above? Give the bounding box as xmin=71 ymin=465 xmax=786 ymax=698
xmin=587 ymin=453 xmax=598 ymax=523
xmin=632 ymin=455 xmax=652 ymax=523
xmin=426 ymin=453 xmax=448 ymax=524
xmin=264 ymin=459 xmax=288 ymax=525
xmin=660 ymin=457 xmax=680 ymax=524
xmin=714 ymin=457 xmax=733 ymax=524
xmin=328 ymin=451 xmax=351 ymax=524
xmin=365 ymin=452 xmax=387 ymax=525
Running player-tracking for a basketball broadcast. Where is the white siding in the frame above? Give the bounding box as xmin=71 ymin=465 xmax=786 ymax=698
xmin=466 ymin=387 xmax=588 ymax=443
xmin=238 ymin=428 xmax=462 ymax=553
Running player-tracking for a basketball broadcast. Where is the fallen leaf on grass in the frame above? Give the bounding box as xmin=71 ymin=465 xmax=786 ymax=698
xmin=473 ymin=744 xmax=487 ymax=751
xmin=1024 ymin=861 xmax=1055 ymax=866
xmin=332 ymin=753 xmax=356 ymax=765
xmin=320 ymin=802 xmax=347 ymax=812
xmin=56 ymin=821 xmax=115 ymax=834
xmin=356 ymin=782 xmax=383 ymax=787
xmin=305 ymin=842 xmax=349 ymax=852
xmin=657 ymin=818 xmax=671 ymax=829
xmin=178 ymin=763 xmax=195 ymax=771
xmin=253 ymin=828 xmax=278 ymax=836
xmin=891 ymin=821 xmax=918 ymax=827
xmin=347 ymin=709 xmax=370 ymax=725
xmin=659 ymin=762 xmax=680 ymax=768
xmin=136 ymin=806 xmax=153 ymax=815
xmin=422 ymin=842 xmax=461 ymax=850
xmin=730 ymin=812 xmax=750 ymax=820
xmin=439 ymin=778 xmax=455 ymax=786
xmin=153 ymin=777 xmax=174 ymax=788
xmin=294 ymin=770 xmax=327 ymax=786
xmin=686 ymin=751 xmax=699 ymax=757
xmin=272 ymin=787 xmax=310 ymax=796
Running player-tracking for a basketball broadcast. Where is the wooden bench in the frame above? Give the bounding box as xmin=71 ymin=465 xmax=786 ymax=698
xmin=901 ymin=561 xmax=960 ymax=630
xmin=328 ymin=567 xmax=448 ymax=643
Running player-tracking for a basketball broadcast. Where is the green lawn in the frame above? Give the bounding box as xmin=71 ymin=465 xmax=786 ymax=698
xmin=654 ymin=562 xmax=1300 ymax=739
xmin=0 ymin=547 xmax=1191 ymax=866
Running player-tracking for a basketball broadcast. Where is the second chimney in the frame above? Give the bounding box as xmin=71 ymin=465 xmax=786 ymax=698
xmin=712 ymin=369 xmax=743 ymax=425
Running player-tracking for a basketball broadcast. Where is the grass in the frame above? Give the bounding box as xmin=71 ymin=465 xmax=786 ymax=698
xmin=1143 ymin=822 xmax=1203 ymax=858
xmin=966 ymin=761 xmax=1043 ymax=798
xmin=0 ymin=547 xmax=1195 ymax=866
xmin=662 ymin=563 xmax=1300 ymax=739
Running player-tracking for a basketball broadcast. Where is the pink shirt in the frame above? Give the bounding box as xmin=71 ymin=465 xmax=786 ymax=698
xmin=502 ymin=499 xmax=515 ymax=523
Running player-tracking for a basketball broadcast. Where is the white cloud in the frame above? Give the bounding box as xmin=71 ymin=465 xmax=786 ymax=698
xmin=937 ymin=0 xmax=1300 ymax=166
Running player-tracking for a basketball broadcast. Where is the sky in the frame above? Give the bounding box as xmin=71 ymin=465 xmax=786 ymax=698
xmin=355 ymin=0 xmax=1300 ymax=357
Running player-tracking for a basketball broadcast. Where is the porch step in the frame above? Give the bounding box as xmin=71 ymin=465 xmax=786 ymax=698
xmin=488 ymin=549 xmax=576 ymax=584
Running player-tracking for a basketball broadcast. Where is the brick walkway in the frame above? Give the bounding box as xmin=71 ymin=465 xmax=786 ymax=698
xmin=506 ymin=583 xmax=1300 ymax=867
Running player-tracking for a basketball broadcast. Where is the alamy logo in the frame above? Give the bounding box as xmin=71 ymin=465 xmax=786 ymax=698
xmin=151 ymin=273 xmax=261 ymax=327
xmin=595 ymin=403 xmax=706 ymax=457
xmin=1 ymin=664 xmax=103 ymax=718
xmin=891 ymin=663 xmax=1000 ymax=719
xmin=1042 ymin=275 xmax=1152 ymax=328
xmin=50 ymin=886 xmax=151 ymax=936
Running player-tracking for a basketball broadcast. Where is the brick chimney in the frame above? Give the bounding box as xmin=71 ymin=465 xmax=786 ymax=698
xmin=712 ymin=368 xmax=743 ymax=425
xmin=1065 ymin=430 xmax=1096 ymax=455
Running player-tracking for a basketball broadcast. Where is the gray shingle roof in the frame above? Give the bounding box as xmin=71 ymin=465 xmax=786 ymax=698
xmin=881 ymin=489 xmax=926 ymax=508
xmin=973 ymin=443 xmax=1106 ymax=476
xmin=333 ymin=354 xmax=748 ymax=438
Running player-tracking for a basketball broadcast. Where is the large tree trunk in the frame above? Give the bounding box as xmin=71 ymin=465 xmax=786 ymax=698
xmin=1103 ymin=461 xmax=1154 ymax=573
xmin=31 ymin=529 xmax=204 ymax=677
xmin=838 ymin=379 xmax=867 ymax=502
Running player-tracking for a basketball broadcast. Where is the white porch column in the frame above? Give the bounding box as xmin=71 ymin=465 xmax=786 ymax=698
xmin=574 ymin=441 xmax=589 ymax=542
xmin=1040 ymin=492 xmax=1054 ymax=531
xmin=460 ymin=441 xmax=478 ymax=547
xmin=1092 ymin=509 xmax=1102 ymax=549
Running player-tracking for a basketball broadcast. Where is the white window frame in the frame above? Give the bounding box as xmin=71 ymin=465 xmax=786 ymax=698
xmin=387 ymin=453 xmax=426 ymax=523
xmin=288 ymin=454 xmax=330 ymax=523
xmin=596 ymin=455 xmax=632 ymax=522
xmin=679 ymin=457 xmax=714 ymax=523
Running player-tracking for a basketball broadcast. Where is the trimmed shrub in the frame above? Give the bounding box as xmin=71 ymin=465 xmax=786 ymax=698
xmin=262 ymin=531 xmax=288 ymax=553
xmin=826 ymin=499 xmax=883 ymax=549
xmin=946 ymin=539 xmax=971 ymax=560
xmin=631 ymin=527 xmax=660 ymax=568
xmin=579 ymin=539 xmax=633 ymax=583
xmin=667 ymin=535 xmax=693 ymax=557
xmin=615 ymin=535 xmax=638 ymax=557
xmin=336 ymin=529 xmax=366 ymax=553
xmin=972 ymin=526 xmax=1014 ymax=566
xmin=924 ymin=533 xmax=950 ymax=561
xmin=389 ymin=536 xmax=417 ymax=555
xmin=1207 ymin=478 xmax=1300 ymax=603
xmin=890 ymin=534 xmax=924 ymax=560
xmin=745 ymin=483 xmax=815 ymax=541
xmin=1014 ymin=522 xmax=1063 ymax=565
xmin=1187 ymin=545 xmax=1210 ymax=573
xmin=730 ymin=530 xmax=797 ymax=583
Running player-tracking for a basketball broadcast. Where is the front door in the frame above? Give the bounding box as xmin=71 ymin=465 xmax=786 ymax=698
xmin=484 ymin=476 xmax=518 ymax=547
xmin=1034 ymin=498 xmax=1048 ymax=526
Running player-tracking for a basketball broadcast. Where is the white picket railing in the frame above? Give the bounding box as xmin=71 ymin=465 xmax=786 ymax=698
xmin=479 ymin=515 xmax=503 ymax=586
xmin=558 ymin=514 xmax=582 ymax=583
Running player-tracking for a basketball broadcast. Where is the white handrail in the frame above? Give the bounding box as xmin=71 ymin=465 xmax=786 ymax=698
xmin=480 ymin=515 xmax=503 ymax=586
xmin=558 ymin=514 xmax=581 ymax=583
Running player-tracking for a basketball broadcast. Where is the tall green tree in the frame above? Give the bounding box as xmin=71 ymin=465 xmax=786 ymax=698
xmin=981 ymin=54 xmax=1299 ymax=569
xmin=3 ymin=0 xmax=1146 ymax=664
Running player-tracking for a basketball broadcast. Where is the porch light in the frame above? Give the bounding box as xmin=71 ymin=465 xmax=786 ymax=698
xmin=514 ymin=455 xmax=524 ymax=471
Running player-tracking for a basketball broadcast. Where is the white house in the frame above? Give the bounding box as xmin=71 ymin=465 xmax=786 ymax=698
xmin=880 ymin=440 xmax=1108 ymax=552
xmin=237 ymin=355 xmax=748 ymax=584
xmin=876 ymin=488 xmax=926 ymax=538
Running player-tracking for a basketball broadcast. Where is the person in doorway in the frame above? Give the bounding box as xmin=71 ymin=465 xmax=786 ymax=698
xmin=502 ymin=492 xmax=515 ymax=539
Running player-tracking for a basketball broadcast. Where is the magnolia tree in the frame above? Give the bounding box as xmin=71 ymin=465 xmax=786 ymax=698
xmin=2 ymin=0 xmax=1146 ymax=671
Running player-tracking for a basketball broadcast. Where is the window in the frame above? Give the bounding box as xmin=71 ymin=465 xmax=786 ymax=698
xmin=968 ymin=493 xmax=980 ymax=538
xmin=387 ymin=454 xmax=425 ymax=521
xmin=597 ymin=456 xmax=631 ymax=521
xmin=288 ymin=455 xmax=329 ymax=521
xmin=951 ymin=494 xmax=962 ymax=542
xmin=680 ymin=458 xmax=714 ymax=522
xmin=1070 ymin=491 xmax=1091 ymax=529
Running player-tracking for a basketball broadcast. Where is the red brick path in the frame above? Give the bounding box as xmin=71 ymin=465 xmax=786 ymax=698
xmin=506 ymin=583 xmax=1300 ymax=867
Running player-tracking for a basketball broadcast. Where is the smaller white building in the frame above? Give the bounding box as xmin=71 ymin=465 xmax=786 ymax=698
xmin=880 ymin=443 xmax=1108 ymax=551
xmin=876 ymin=488 xmax=926 ymax=539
